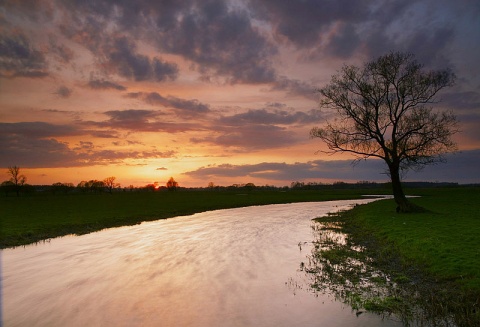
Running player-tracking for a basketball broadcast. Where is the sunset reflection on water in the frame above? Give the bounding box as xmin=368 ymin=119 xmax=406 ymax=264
xmin=2 ymin=200 xmax=401 ymax=327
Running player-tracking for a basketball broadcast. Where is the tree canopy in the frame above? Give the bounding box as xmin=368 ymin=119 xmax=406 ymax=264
xmin=311 ymin=52 xmax=458 ymax=212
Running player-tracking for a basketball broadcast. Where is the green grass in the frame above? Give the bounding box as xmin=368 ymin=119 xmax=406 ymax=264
xmin=0 ymin=188 xmax=387 ymax=248
xmin=309 ymin=186 xmax=480 ymax=325
xmin=346 ymin=187 xmax=480 ymax=291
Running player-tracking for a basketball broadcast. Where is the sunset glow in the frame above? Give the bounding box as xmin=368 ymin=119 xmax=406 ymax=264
xmin=1 ymin=1 xmax=479 ymax=187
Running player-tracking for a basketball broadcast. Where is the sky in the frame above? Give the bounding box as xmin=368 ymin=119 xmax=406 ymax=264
xmin=1 ymin=0 xmax=479 ymax=188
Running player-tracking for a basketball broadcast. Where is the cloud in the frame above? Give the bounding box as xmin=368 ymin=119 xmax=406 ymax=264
xmin=0 ymin=122 xmax=81 ymax=138
xmin=324 ymin=22 xmax=361 ymax=59
xmin=0 ymin=134 xmax=81 ymax=168
xmin=185 ymin=150 xmax=480 ymax=184
xmin=54 ymin=86 xmax=73 ymax=98
xmin=270 ymin=77 xmax=317 ymax=99
xmin=102 ymin=36 xmax=179 ymax=82
xmin=404 ymin=149 xmax=480 ymax=183
xmin=256 ymin=0 xmax=367 ymax=46
xmin=127 ymin=92 xmax=210 ymax=117
xmin=219 ymin=108 xmax=322 ymax=126
xmin=441 ymin=90 xmax=480 ymax=111
xmin=155 ymin=1 xmax=278 ymax=83
xmin=83 ymin=109 xmax=201 ymax=133
xmin=0 ymin=122 xmax=178 ymax=168
xmin=190 ymin=124 xmax=300 ymax=150
xmin=184 ymin=160 xmax=385 ymax=181
xmin=87 ymin=79 xmax=126 ymax=91
xmin=252 ymin=0 xmax=463 ymax=68
xmin=185 ymin=106 xmax=323 ymax=150
xmin=0 ymin=32 xmax=49 ymax=78
xmin=52 ymin=0 xmax=278 ymax=84
xmin=48 ymin=35 xmax=74 ymax=64
xmin=156 ymin=167 xmax=168 ymax=171
xmin=96 ymin=109 xmax=165 ymax=131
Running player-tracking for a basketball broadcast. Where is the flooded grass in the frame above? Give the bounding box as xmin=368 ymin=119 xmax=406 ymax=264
xmin=305 ymin=187 xmax=480 ymax=326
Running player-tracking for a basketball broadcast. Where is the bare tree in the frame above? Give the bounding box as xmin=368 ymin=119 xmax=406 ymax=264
xmin=103 ymin=176 xmax=120 ymax=194
xmin=311 ymin=52 xmax=458 ymax=212
xmin=7 ymin=166 xmax=27 ymax=197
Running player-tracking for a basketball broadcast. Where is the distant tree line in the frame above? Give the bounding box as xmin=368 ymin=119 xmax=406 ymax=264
xmin=1 ymin=166 xmax=464 ymax=197
xmin=1 ymin=169 xmax=188 ymax=196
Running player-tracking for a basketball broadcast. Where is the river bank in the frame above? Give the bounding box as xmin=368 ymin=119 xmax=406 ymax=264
xmin=1 ymin=188 xmax=390 ymax=249
xmin=3 ymin=200 xmax=401 ymax=327
xmin=309 ymin=186 xmax=480 ymax=326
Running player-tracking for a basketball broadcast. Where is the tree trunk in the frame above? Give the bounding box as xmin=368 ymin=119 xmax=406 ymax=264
xmin=388 ymin=163 xmax=419 ymax=213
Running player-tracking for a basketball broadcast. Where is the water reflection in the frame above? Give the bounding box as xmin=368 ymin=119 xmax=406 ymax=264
xmin=3 ymin=200 xmax=401 ymax=327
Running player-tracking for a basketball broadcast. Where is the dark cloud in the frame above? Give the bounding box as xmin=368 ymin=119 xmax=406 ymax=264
xmin=0 ymin=122 xmax=177 ymax=168
xmin=127 ymin=92 xmax=210 ymax=116
xmin=87 ymin=79 xmax=126 ymax=91
xmin=0 ymin=121 xmax=119 ymax=141
xmin=0 ymin=136 xmax=177 ymax=168
xmin=102 ymin=109 xmax=161 ymax=128
xmin=48 ymin=36 xmax=74 ymax=64
xmin=83 ymin=109 xmax=201 ymax=133
xmin=188 ymin=106 xmax=323 ymax=150
xmin=156 ymin=167 xmax=168 ymax=171
xmin=270 ymin=77 xmax=317 ymax=99
xmin=190 ymin=124 xmax=299 ymax=150
xmin=185 ymin=150 xmax=480 ymax=184
xmin=0 ymin=0 xmax=55 ymax=22
xmin=52 ymin=0 xmax=277 ymax=84
xmin=404 ymin=150 xmax=480 ymax=183
xmin=154 ymin=0 xmax=278 ymax=83
xmin=183 ymin=160 xmax=387 ymax=181
xmin=102 ymin=36 xmax=179 ymax=82
xmin=0 ymin=122 xmax=80 ymax=138
xmin=219 ymin=108 xmax=322 ymax=126
xmin=441 ymin=90 xmax=480 ymax=111
xmin=0 ymin=32 xmax=49 ymax=78
xmin=54 ymin=86 xmax=73 ymax=98
xmin=251 ymin=0 xmax=463 ymax=68
xmin=325 ymin=23 xmax=361 ymax=58
xmin=252 ymin=0 xmax=368 ymax=47
xmin=0 ymin=134 xmax=81 ymax=168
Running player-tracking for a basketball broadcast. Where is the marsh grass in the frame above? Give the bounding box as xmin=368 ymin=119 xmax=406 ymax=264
xmin=307 ymin=186 xmax=480 ymax=326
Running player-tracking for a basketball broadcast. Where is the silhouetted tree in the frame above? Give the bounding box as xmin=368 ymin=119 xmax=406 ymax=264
xmin=290 ymin=181 xmax=305 ymax=189
xmin=77 ymin=180 xmax=104 ymax=193
xmin=51 ymin=182 xmax=75 ymax=194
xmin=7 ymin=166 xmax=27 ymax=196
xmin=90 ymin=180 xmax=105 ymax=193
xmin=166 ymin=177 xmax=178 ymax=191
xmin=244 ymin=183 xmax=256 ymax=191
xmin=77 ymin=180 xmax=89 ymax=193
xmin=311 ymin=52 xmax=458 ymax=212
xmin=103 ymin=176 xmax=120 ymax=194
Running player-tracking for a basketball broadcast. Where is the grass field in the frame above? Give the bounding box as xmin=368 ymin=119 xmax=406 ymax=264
xmin=0 ymin=188 xmax=389 ymax=248
xmin=345 ymin=186 xmax=480 ymax=291
xmin=308 ymin=186 xmax=480 ymax=325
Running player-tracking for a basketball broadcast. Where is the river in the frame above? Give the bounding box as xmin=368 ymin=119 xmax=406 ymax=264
xmin=2 ymin=199 xmax=402 ymax=327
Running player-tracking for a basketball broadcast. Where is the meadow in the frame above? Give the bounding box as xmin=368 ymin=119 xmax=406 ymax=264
xmin=344 ymin=186 xmax=480 ymax=291
xmin=314 ymin=186 xmax=480 ymax=325
xmin=0 ymin=188 xmax=386 ymax=249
